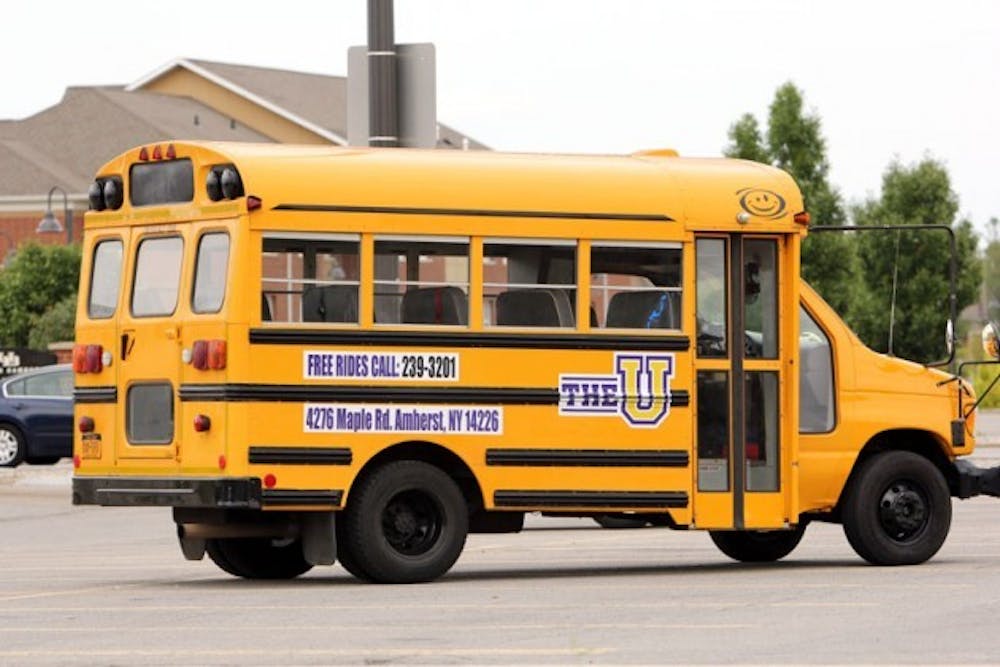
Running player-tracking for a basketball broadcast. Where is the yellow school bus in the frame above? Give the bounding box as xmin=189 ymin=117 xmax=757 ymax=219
xmin=71 ymin=141 xmax=999 ymax=583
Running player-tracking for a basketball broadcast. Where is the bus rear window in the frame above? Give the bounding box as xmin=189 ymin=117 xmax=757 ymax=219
xmin=192 ymin=233 xmax=230 ymax=313
xmin=130 ymin=159 xmax=194 ymax=206
xmin=132 ymin=236 xmax=183 ymax=317
xmin=88 ymin=239 xmax=123 ymax=319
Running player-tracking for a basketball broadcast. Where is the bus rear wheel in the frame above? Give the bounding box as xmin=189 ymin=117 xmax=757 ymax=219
xmin=709 ymin=526 xmax=805 ymax=562
xmin=340 ymin=460 xmax=468 ymax=584
xmin=841 ymin=450 xmax=951 ymax=566
xmin=206 ymin=537 xmax=313 ymax=579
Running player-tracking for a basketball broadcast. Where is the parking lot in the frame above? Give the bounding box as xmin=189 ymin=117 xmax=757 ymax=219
xmin=2 ymin=445 xmax=1000 ymax=665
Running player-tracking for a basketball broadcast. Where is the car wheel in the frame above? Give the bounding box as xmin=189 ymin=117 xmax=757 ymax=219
xmin=27 ymin=456 xmax=60 ymax=465
xmin=340 ymin=460 xmax=468 ymax=584
xmin=0 ymin=424 xmax=25 ymax=467
xmin=709 ymin=525 xmax=806 ymax=562
xmin=206 ymin=537 xmax=313 ymax=579
xmin=842 ymin=451 xmax=951 ymax=566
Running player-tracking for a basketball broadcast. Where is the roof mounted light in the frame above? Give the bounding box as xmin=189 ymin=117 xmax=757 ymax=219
xmin=220 ymin=167 xmax=244 ymax=200
xmin=206 ymin=169 xmax=223 ymax=201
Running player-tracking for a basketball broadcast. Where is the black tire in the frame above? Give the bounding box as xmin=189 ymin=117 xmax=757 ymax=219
xmin=206 ymin=537 xmax=314 ymax=579
xmin=27 ymin=456 xmax=60 ymax=465
xmin=335 ymin=515 xmax=372 ymax=582
xmin=593 ymin=514 xmax=650 ymax=529
xmin=710 ymin=525 xmax=806 ymax=562
xmin=842 ymin=450 xmax=951 ymax=566
xmin=0 ymin=424 xmax=25 ymax=467
xmin=340 ymin=460 xmax=468 ymax=584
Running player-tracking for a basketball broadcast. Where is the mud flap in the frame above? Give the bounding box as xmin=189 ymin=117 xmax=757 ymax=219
xmin=301 ymin=511 xmax=337 ymax=566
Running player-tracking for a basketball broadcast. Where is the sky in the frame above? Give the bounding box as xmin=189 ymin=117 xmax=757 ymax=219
xmin=4 ymin=1 xmax=999 ymax=233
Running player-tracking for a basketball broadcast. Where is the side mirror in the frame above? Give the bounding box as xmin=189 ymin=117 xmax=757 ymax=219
xmin=982 ymin=322 xmax=1000 ymax=360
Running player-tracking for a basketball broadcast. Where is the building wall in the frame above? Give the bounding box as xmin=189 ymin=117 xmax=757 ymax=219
xmin=140 ymin=69 xmax=331 ymax=145
xmin=0 ymin=211 xmax=82 ymax=256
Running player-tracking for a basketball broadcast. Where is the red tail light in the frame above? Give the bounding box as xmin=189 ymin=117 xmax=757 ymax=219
xmin=208 ymin=340 xmax=227 ymax=370
xmin=78 ymin=416 xmax=95 ymax=433
xmin=191 ymin=340 xmax=226 ymax=371
xmin=193 ymin=414 xmax=211 ymax=432
xmin=73 ymin=344 xmax=103 ymax=373
xmin=191 ymin=340 xmax=209 ymax=370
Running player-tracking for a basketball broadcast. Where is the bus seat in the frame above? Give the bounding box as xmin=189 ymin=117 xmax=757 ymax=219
xmin=262 ymin=294 xmax=273 ymax=321
xmin=496 ymin=289 xmax=575 ymax=327
xmin=401 ymin=286 xmax=468 ymax=325
xmin=606 ymin=290 xmax=678 ymax=329
xmin=303 ymin=285 xmax=359 ymax=323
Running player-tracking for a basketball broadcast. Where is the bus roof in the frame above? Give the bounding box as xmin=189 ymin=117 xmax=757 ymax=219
xmin=90 ymin=141 xmax=806 ymax=233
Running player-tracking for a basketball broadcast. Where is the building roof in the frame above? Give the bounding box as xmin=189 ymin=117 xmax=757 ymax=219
xmin=0 ymin=58 xmax=485 ymax=200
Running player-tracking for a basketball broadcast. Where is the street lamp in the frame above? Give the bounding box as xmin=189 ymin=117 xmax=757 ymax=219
xmin=37 ymin=185 xmax=72 ymax=244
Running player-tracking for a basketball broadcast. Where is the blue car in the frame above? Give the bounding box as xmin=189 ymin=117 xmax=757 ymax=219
xmin=0 ymin=364 xmax=73 ymax=467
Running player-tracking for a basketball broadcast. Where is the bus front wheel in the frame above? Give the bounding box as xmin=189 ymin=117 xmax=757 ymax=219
xmin=206 ymin=537 xmax=313 ymax=579
xmin=709 ymin=526 xmax=805 ymax=562
xmin=340 ymin=460 xmax=468 ymax=583
xmin=841 ymin=450 xmax=951 ymax=566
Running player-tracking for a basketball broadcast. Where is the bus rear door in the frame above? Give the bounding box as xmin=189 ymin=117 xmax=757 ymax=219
xmin=116 ymin=229 xmax=186 ymax=462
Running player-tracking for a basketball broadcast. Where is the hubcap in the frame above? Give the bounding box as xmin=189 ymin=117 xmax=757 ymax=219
xmin=382 ymin=489 xmax=442 ymax=556
xmin=878 ymin=481 xmax=929 ymax=542
xmin=0 ymin=429 xmax=18 ymax=465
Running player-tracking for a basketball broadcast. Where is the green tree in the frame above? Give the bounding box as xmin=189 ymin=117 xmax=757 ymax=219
xmin=725 ymin=83 xmax=862 ymax=320
xmin=0 ymin=243 xmax=81 ymax=347
xmin=28 ymin=293 xmax=78 ymax=349
xmin=853 ymin=159 xmax=981 ymax=362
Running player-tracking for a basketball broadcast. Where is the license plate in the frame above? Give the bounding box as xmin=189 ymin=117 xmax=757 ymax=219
xmin=81 ymin=434 xmax=102 ymax=459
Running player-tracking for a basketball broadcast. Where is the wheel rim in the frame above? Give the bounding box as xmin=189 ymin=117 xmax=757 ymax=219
xmin=381 ymin=489 xmax=443 ymax=556
xmin=878 ymin=480 xmax=929 ymax=542
xmin=0 ymin=428 xmax=18 ymax=465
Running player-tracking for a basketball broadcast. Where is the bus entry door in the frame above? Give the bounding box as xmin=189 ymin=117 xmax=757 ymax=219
xmin=693 ymin=234 xmax=793 ymax=530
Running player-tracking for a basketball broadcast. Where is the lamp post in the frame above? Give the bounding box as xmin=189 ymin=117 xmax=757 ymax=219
xmin=36 ymin=185 xmax=72 ymax=244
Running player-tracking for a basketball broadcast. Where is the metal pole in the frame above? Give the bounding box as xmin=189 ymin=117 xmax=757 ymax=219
xmin=367 ymin=0 xmax=398 ymax=147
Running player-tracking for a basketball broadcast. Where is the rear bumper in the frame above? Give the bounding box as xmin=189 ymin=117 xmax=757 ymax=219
xmin=72 ymin=476 xmax=262 ymax=508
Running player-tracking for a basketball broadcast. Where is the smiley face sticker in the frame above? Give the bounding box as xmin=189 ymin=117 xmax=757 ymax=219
xmin=737 ymin=187 xmax=787 ymax=220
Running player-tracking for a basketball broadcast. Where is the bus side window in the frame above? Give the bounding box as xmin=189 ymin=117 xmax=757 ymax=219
xmin=484 ymin=240 xmax=576 ymax=328
xmin=374 ymin=238 xmax=469 ymax=326
xmin=799 ymin=305 xmax=835 ymax=433
xmin=590 ymin=243 xmax=682 ymax=330
xmin=262 ymin=236 xmax=360 ymax=323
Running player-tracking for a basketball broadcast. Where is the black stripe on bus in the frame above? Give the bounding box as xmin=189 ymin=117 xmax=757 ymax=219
xmin=249 ymin=329 xmax=690 ymax=352
xmin=261 ymin=489 xmax=343 ymax=507
xmin=180 ymin=384 xmax=559 ymax=404
xmin=74 ymin=386 xmax=118 ymax=403
xmin=180 ymin=384 xmax=690 ymax=407
xmin=249 ymin=447 xmax=352 ymax=466
xmin=486 ymin=449 xmax=689 ymax=467
xmin=272 ymin=203 xmax=673 ymax=223
xmin=494 ymin=490 xmax=688 ymax=508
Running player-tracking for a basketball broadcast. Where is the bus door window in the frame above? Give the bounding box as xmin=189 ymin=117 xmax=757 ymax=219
xmin=131 ymin=237 xmax=183 ymax=317
xmin=743 ymin=239 xmax=779 ymax=491
xmin=192 ymin=232 xmax=230 ymax=314
xmin=590 ymin=243 xmax=681 ymax=330
xmin=696 ymin=238 xmax=730 ymax=492
xmin=743 ymin=240 xmax=778 ymax=359
xmin=483 ymin=240 xmax=576 ymax=327
xmin=374 ymin=238 xmax=469 ymax=326
xmin=262 ymin=236 xmax=360 ymax=323
xmin=88 ymin=239 xmax=124 ymax=319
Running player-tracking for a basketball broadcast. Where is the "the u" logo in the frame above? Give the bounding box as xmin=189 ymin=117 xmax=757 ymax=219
xmin=616 ymin=354 xmax=674 ymax=427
